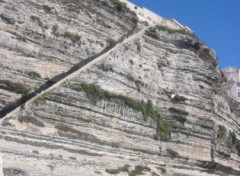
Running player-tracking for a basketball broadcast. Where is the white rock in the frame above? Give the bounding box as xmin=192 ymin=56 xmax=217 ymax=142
xmin=171 ymin=94 xmax=176 ymax=99
xmin=0 ymin=151 xmax=3 ymax=176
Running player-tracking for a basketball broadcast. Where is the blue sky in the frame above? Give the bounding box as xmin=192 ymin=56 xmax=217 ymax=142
xmin=129 ymin=0 xmax=240 ymax=69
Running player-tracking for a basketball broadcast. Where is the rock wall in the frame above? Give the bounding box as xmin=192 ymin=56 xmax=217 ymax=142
xmin=0 ymin=1 xmax=239 ymax=176
xmin=0 ymin=0 xmax=137 ymax=111
xmin=0 ymin=151 xmax=3 ymax=176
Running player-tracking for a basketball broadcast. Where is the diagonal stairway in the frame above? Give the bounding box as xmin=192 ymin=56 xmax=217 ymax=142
xmin=0 ymin=25 xmax=152 ymax=122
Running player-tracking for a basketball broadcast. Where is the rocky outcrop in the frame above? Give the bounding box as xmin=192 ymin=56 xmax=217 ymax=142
xmin=0 ymin=0 xmax=239 ymax=176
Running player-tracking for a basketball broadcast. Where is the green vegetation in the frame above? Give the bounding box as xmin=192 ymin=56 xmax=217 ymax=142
xmin=52 ymin=25 xmax=59 ymax=36
xmin=51 ymin=25 xmax=81 ymax=43
xmin=124 ymin=45 xmax=129 ymax=51
xmin=16 ymin=35 xmax=27 ymax=42
xmin=143 ymin=21 xmax=149 ymax=26
xmin=0 ymin=80 xmax=29 ymax=94
xmin=134 ymin=80 xmax=144 ymax=92
xmin=166 ymin=148 xmax=180 ymax=158
xmin=105 ymin=165 xmax=151 ymax=176
xmin=70 ymin=83 xmax=171 ymax=141
xmin=115 ymin=2 xmax=128 ymax=12
xmin=43 ymin=5 xmax=53 ymax=13
xmin=46 ymin=94 xmax=75 ymax=105
xmin=97 ymin=63 xmax=113 ymax=72
xmin=30 ymin=15 xmax=48 ymax=29
xmin=129 ymin=59 xmax=134 ymax=65
xmin=172 ymin=94 xmax=187 ymax=102
xmin=126 ymin=74 xmax=134 ymax=82
xmin=169 ymin=107 xmax=189 ymax=116
xmin=125 ymin=74 xmax=144 ymax=92
xmin=0 ymin=14 xmax=14 ymax=24
xmin=129 ymin=165 xmax=151 ymax=176
xmin=32 ymin=150 xmax=39 ymax=154
xmin=156 ymin=119 xmax=171 ymax=141
xmin=106 ymin=37 xmax=116 ymax=46
xmin=226 ymin=131 xmax=240 ymax=155
xmin=105 ymin=165 xmax=130 ymax=174
xmin=131 ymin=16 xmax=139 ymax=24
xmin=153 ymin=25 xmax=203 ymax=52
xmin=33 ymin=93 xmax=49 ymax=105
xmin=26 ymin=71 xmax=41 ymax=79
xmin=62 ymin=31 xmax=81 ymax=43
xmin=21 ymin=91 xmax=29 ymax=101
xmin=70 ymin=83 xmax=157 ymax=119
xmin=216 ymin=125 xmax=240 ymax=156
xmin=217 ymin=125 xmax=227 ymax=140
xmin=18 ymin=116 xmax=45 ymax=127
xmin=212 ymin=58 xmax=218 ymax=68
xmin=30 ymin=15 xmax=40 ymax=21
xmin=55 ymin=124 xmax=82 ymax=135
xmin=158 ymin=167 xmax=167 ymax=174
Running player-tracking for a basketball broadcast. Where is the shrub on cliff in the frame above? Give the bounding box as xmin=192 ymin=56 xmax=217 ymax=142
xmin=115 ymin=2 xmax=128 ymax=12
xmin=69 ymin=83 xmax=172 ymax=141
xmin=18 ymin=116 xmax=45 ymax=127
xmin=217 ymin=125 xmax=227 ymax=140
xmin=156 ymin=118 xmax=171 ymax=141
xmin=0 ymin=80 xmax=29 ymax=94
xmin=106 ymin=37 xmax=116 ymax=46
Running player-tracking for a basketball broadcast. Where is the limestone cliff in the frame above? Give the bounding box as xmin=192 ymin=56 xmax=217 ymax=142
xmin=0 ymin=0 xmax=240 ymax=176
xmin=0 ymin=151 xmax=3 ymax=176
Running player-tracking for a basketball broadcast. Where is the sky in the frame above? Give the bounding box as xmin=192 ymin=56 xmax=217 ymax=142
xmin=129 ymin=0 xmax=240 ymax=69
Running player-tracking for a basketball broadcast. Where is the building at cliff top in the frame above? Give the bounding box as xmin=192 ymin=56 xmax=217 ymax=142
xmin=223 ymin=67 xmax=240 ymax=102
xmin=119 ymin=0 xmax=192 ymax=32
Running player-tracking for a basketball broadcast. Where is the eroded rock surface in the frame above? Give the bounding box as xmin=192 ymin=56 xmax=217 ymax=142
xmin=0 ymin=0 xmax=137 ymax=110
xmin=0 ymin=1 xmax=239 ymax=176
xmin=0 ymin=151 xmax=3 ymax=176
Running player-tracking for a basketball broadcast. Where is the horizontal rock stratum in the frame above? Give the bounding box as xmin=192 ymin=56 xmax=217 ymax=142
xmin=0 ymin=0 xmax=239 ymax=175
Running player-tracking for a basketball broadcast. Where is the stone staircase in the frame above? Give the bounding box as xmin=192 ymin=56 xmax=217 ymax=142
xmin=0 ymin=25 xmax=151 ymax=122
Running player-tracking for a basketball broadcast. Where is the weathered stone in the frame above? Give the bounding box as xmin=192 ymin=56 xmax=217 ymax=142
xmin=0 ymin=151 xmax=3 ymax=176
xmin=0 ymin=0 xmax=239 ymax=176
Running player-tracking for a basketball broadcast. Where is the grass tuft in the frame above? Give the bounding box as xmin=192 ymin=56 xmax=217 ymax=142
xmin=105 ymin=165 xmax=130 ymax=175
xmin=129 ymin=165 xmax=151 ymax=176
xmin=217 ymin=125 xmax=227 ymax=140
xmin=0 ymin=80 xmax=29 ymax=94
xmin=106 ymin=37 xmax=116 ymax=46
xmin=18 ymin=116 xmax=44 ymax=127
xmin=55 ymin=124 xmax=81 ymax=135
xmin=166 ymin=148 xmax=180 ymax=158
xmin=26 ymin=71 xmax=41 ymax=79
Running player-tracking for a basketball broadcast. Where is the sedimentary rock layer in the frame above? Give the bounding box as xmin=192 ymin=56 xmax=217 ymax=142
xmin=0 ymin=0 xmax=137 ymax=110
xmin=0 ymin=0 xmax=239 ymax=176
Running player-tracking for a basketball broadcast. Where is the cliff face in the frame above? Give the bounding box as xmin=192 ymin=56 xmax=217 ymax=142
xmin=0 ymin=0 xmax=240 ymax=176
xmin=0 ymin=0 xmax=137 ymax=111
xmin=0 ymin=151 xmax=3 ymax=176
